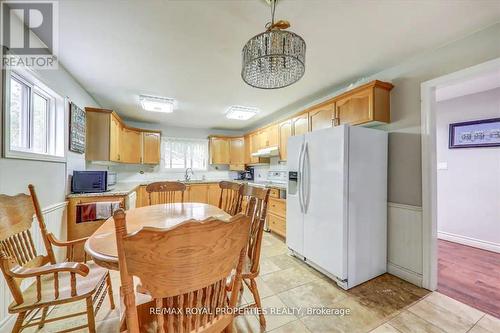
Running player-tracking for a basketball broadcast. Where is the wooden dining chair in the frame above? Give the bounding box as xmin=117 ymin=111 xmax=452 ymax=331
xmin=235 ymin=185 xmax=270 ymax=328
xmin=218 ymin=181 xmax=243 ymax=216
xmin=146 ymin=181 xmax=186 ymax=205
xmin=113 ymin=209 xmax=250 ymax=333
xmin=0 ymin=185 xmax=115 ymax=333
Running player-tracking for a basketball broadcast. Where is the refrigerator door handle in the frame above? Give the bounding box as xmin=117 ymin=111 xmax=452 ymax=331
xmin=303 ymin=142 xmax=311 ymax=214
xmin=298 ymin=142 xmax=305 ymax=213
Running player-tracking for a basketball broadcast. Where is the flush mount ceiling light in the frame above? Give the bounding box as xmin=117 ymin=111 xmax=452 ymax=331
xmin=226 ymin=105 xmax=260 ymax=120
xmin=139 ymin=95 xmax=176 ymax=113
xmin=241 ymin=0 xmax=306 ymax=89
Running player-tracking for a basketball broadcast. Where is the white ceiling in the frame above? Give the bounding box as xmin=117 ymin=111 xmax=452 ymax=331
xmin=57 ymin=0 xmax=500 ymax=130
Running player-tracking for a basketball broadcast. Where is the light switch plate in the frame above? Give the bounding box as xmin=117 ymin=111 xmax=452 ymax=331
xmin=437 ymin=162 xmax=448 ymax=170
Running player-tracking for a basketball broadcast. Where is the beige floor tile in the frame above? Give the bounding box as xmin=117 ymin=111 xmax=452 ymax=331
xmin=389 ymin=310 xmax=446 ymax=333
xmin=269 ymin=319 xmax=311 ymax=333
xmin=233 ymin=314 xmax=265 ymax=333
xmin=266 ymin=253 xmax=304 ymax=270
xmin=260 ymin=295 xmax=298 ymax=331
xmin=425 ymin=292 xmax=484 ymax=323
xmin=300 ymin=296 xmax=385 ymax=333
xmin=242 ymin=277 xmax=276 ymax=304
xmin=278 ymin=279 xmax=347 ymax=317
xmin=261 ymin=265 xmax=319 ymax=294
xmin=261 ymin=244 xmax=288 ymax=258
xmin=262 ymin=233 xmax=284 ymax=248
xmin=259 ymin=257 xmax=283 ymax=275
xmin=369 ymin=323 xmax=401 ymax=333
xmin=408 ymin=299 xmax=477 ymax=333
xmin=472 ymin=314 xmax=500 ymax=333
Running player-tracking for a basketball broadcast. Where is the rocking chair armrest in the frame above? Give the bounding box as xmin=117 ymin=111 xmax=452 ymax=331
xmin=47 ymin=233 xmax=89 ymax=247
xmin=9 ymin=262 xmax=90 ymax=278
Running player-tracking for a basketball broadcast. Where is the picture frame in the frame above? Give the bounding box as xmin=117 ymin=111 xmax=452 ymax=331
xmin=449 ymin=117 xmax=500 ymax=149
xmin=69 ymin=102 xmax=86 ymax=153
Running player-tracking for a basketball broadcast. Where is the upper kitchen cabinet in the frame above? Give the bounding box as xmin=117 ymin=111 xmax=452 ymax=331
xmin=109 ymin=113 xmax=122 ymax=162
xmin=209 ymin=137 xmax=230 ymax=164
xmin=309 ymin=101 xmax=335 ymax=131
xmin=142 ymin=132 xmax=161 ymax=164
xmin=121 ymin=127 xmax=141 ymax=163
xmin=85 ymin=108 xmax=161 ymax=164
xmin=278 ymin=119 xmax=292 ymax=161
xmin=335 ymin=80 xmax=393 ymax=126
xmin=264 ymin=124 xmax=279 ymax=147
xmin=292 ymin=113 xmax=309 ymax=136
xmin=229 ymin=137 xmax=245 ymax=170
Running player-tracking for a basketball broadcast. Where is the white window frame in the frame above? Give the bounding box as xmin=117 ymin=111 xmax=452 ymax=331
xmin=162 ymin=137 xmax=209 ymax=171
xmin=3 ymin=67 xmax=67 ymax=163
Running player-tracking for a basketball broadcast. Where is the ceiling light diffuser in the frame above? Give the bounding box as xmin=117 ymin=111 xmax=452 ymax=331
xmin=225 ymin=106 xmax=259 ymax=120
xmin=139 ymin=95 xmax=176 ymax=113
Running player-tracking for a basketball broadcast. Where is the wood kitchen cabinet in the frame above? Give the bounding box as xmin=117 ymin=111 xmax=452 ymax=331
xmin=229 ymin=137 xmax=245 ymax=171
xmin=121 ymin=127 xmax=141 ymax=163
xmin=263 ymin=124 xmax=279 ymax=147
xmin=109 ymin=114 xmax=122 ymax=162
xmin=278 ymin=120 xmax=292 ymax=161
xmin=248 ymin=132 xmax=260 ymax=164
xmin=335 ymin=80 xmax=393 ymax=126
xmin=86 ymin=108 xmax=161 ymax=164
xmin=209 ymin=137 xmax=230 ymax=164
xmin=142 ymin=132 xmax=161 ymax=164
xmin=309 ymin=101 xmax=335 ymax=131
xmin=207 ymin=183 xmax=221 ymax=207
xmin=292 ymin=113 xmax=309 ymax=136
xmin=189 ymin=184 xmax=209 ymax=203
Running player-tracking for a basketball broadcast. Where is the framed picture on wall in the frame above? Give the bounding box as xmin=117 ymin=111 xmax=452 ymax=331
xmin=69 ymin=102 xmax=86 ymax=153
xmin=449 ymin=118 xmax=500 ymax=149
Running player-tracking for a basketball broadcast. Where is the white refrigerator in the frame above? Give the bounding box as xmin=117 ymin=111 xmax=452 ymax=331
xmin=286 ymin=125 xmax=388 ymax=289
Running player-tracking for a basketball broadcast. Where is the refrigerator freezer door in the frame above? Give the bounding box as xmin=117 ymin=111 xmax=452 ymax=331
xmin=303 ymin=126 xmax=348 ymax=280
xmin=286 ymin=134 xmax=305 ymax=255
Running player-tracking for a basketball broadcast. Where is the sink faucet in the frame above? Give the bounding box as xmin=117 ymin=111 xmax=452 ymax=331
xmin=184 ymin=168 xmax=194 ymax=181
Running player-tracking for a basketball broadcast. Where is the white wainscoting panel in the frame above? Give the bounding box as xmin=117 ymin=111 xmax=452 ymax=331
xmin=387 ymin=202 xmax=423 ymax=287
xmin=0 ymin=201 xmax=68 ymax=330
xmin=438 ymin=231 xmax=500 ymax=254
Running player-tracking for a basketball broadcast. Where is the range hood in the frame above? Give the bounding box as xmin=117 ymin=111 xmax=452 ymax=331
xmin=251 ymin=146 xmax=280 ymax=158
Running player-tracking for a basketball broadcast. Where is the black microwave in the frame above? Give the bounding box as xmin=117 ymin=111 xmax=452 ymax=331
xmin=71 ymin=171 xmax=108 ymax=193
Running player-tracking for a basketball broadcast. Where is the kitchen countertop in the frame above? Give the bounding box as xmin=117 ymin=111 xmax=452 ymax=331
xmin=67 ymin=179 xmax=287 ymax=198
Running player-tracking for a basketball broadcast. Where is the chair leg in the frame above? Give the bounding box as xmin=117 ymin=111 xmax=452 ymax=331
xmin=12 ymin=312 xmax=26 ymax=333
xmin=249 ymin=278 xmax=266 ymax=328
xmin=106 ymin=272 xmax=116 ymax=310
xmin=86 ymin=296 xmax=97 ymax=333
xmin=38 ymin=306 xmax=49 ymax=328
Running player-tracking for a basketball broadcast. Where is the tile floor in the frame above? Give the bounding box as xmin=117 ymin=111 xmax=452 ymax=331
xmin=11 ymin=232 xmax=500 ymax=333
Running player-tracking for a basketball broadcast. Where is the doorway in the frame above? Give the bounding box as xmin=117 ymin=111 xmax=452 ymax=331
xmin=421 ymin=58 xmax=500 ymax=318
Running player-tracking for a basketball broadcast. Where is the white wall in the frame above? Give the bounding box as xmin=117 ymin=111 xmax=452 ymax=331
xmin=436 ymin=87 xmax=500 ymax=252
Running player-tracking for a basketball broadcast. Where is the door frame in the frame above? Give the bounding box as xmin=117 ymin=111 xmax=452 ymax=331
xmin=420 ymin=57 xmax=500 ymax=290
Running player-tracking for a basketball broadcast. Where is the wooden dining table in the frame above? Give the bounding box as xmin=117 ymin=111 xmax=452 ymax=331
xmin=84 ymin=202 xmax=231 ymax=270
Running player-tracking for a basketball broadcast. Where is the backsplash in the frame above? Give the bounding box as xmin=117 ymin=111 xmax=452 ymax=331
xmin=86 ymin=162 xmax=238 ymax=183
xmin=252 ymin=157 xmax=287 ymax=182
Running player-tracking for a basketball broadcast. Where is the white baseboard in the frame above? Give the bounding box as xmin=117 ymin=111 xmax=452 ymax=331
xmin=388 ymin=262 xmax=423 ymax=287
xmin=438 ymin=231 xmax=500 ymax=254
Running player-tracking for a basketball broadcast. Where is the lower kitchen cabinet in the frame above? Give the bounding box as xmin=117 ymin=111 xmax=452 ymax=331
xmin=268 ymin=213 xmax=286 ymax=238
xmin=267 ymin=192 xmax=286 ymax=238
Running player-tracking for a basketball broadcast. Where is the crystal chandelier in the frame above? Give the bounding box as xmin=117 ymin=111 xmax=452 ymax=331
xmin=241 ymin=0 xmax=306 ymax=89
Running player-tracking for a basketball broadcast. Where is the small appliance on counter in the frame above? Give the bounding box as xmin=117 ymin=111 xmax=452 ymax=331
xmin=71 ymin=171 xmax=113 ymax=193
xmin=236 ymin=167 xmax=254 ymax=181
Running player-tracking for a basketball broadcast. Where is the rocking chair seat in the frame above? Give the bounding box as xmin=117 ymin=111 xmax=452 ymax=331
xmin=9 ymin=262 xmax=108 ymax=313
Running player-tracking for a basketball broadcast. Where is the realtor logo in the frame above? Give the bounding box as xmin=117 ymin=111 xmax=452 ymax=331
xmin=1 ymin=1 xmax=58 ymax=69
